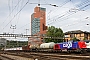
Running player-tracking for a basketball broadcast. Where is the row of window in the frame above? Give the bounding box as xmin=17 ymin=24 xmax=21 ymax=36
xmin=31 ymin=18 xmax=40 ymax=35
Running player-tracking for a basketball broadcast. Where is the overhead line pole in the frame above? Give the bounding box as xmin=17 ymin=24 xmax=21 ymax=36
xmin=10 ymin=25 xmax=16 ymax=33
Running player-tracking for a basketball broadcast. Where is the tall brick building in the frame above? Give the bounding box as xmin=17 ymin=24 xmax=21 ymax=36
xmin=28 ymin=6 xmax=47 ymax=45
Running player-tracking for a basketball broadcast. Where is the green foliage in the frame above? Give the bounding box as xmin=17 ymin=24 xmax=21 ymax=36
xmin=0 ymin=44 xmax=4 ymax=50
xmin=83 ymin=38 xmax=87 ymax=40
xmin=6 ymin=40 xmax=28 ymax=48
xmin=46 ymin=26 xmax=64 ymax=37
xmin=72 ymin=37 xmax=79 ymax=41
xmin=44 ymin=38 xmax=64 ymax=43
xmin=0 ymin=38 xmax=28 ymax=50
xmin=45 ymin=26 xmax=64 ymax=43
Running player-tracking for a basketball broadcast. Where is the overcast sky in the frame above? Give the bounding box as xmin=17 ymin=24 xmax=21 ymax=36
xmin=0 ymin=0 xmax=90 ymax=36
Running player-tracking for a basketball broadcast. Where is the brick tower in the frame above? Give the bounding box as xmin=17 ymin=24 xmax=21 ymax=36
xmin=28 ymin=6 xmax=47 ymax=45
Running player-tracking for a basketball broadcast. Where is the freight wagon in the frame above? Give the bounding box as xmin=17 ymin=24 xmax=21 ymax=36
xmin=39 ymin=42 xmax=55 ymax=52
xmin=4 ymin=41 xmax=90 ymax=53
xmin=4 ymin=45 xmax=30 ymax=51
xmin=4 ymin=47 xmax=22 ymax=51
xmin=4 ymin=42 xmax=55 ymax=52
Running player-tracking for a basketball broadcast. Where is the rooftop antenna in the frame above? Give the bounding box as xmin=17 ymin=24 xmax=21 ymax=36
xmin=38 ymin=0 xmax=40 ymax=6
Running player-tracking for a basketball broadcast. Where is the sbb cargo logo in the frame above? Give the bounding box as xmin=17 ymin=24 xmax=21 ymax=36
xmin=63 ymin=42 xmax=72 ymax=48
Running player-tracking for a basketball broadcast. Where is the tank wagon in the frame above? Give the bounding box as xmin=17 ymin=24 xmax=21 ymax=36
xmin=30 ymin=42 xmax=55 ymax=52
xmin=39 ymin=42 xmax=55 ymax=52
xmin=40 ymin=42 xmax=55 ymax=49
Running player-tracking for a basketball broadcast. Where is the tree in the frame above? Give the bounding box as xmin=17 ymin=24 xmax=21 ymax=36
xmin=44 ymin=26 xmax=64 ymax=43
xmin=72 ymin=37 xmax=80 ymax=41
xmin=83 ymin=37 xmax=87 ymax=40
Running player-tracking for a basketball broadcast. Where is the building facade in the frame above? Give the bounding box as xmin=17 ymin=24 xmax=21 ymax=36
xmin=65 ymin=30 xmax=90 ymax=41
xmin=28 ymin=6 xmax=47 ymax=45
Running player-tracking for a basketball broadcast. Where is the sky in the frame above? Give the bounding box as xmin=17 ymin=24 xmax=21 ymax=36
xmin=0 ymin=0 xmax=90 ymax=36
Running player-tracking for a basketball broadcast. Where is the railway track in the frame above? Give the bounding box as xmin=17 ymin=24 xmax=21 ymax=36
xmin=3 ymin=51 xmax=90 ymax=60
xmin=0 ymin=53 xmax=33 ymax=60
xmin=0 ymin=54 xmax=15 ymax=60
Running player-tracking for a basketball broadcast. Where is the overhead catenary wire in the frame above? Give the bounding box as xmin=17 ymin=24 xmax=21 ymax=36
xmin=47 ymin=9 xmax=76 ymax=25
xmin=76 ymin=0 xmax=90 ymax=8
xmin=13 ymin=0 xmax=28 ymax=34
xmin=17 ymin=22 xmax=30 ymax=30
xmin=0 ymin=0 xmax=22 ymax=29
xmin=0 ymin=0 xmax=30 ymax=33
xmin=47 ymin=0 xmax=71 ymax=22
xmin=48 ymin=0 xmax=90 ymax=24
xmin=1 ymin=0 xmax=90 ymax=34
xmin=8 ymin=0 xmax=11 ymax=18
xmin=11 ymin=0 xmax=13 ymax=16
xmin=61 ymin=16 xmax=90 ymax=28
xmin=28 ymin=0 xmax=71 ymax=25
xmin=12 ymin=22 xmax=30 ymax=34
xmin=15 ymin=0 xmax=24 ymax=26
xmin=51 ymin=12 xmax=90 ymax=32
xmin=47 ymin=0 xmax=90 ymax=25
xmin=63 ymin=22 xmax=90 ymax=32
